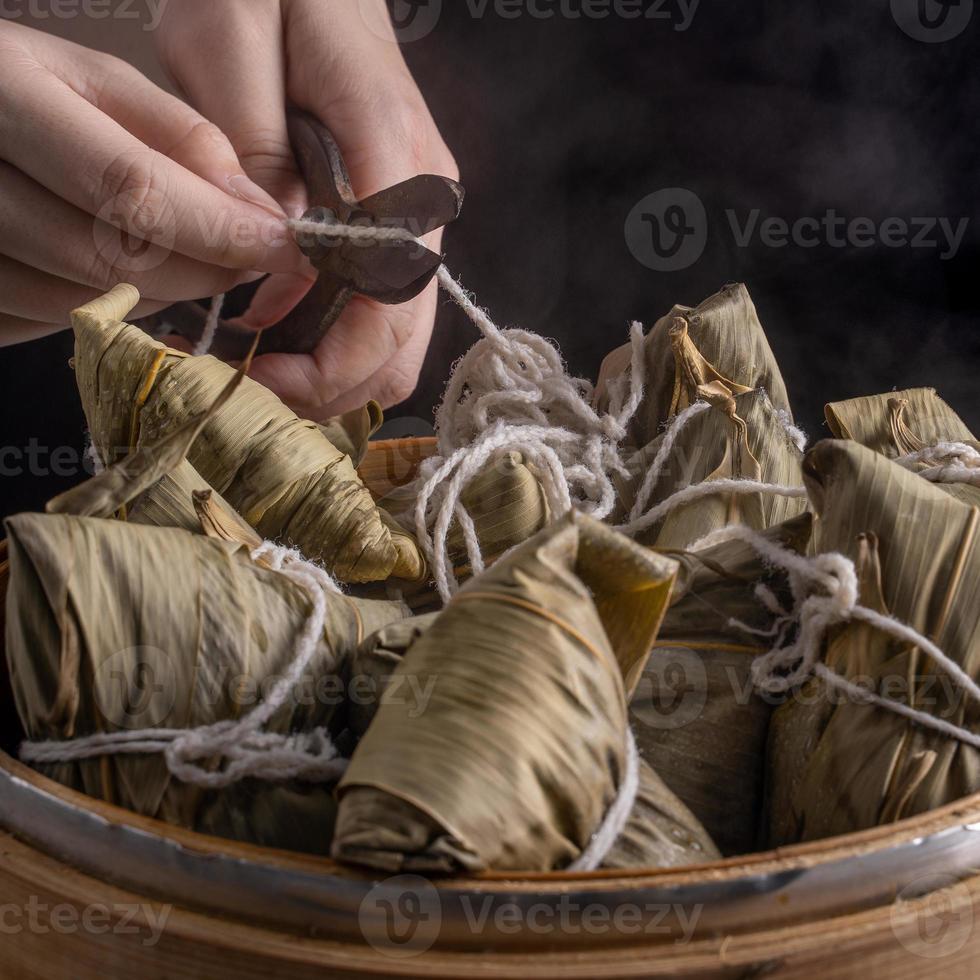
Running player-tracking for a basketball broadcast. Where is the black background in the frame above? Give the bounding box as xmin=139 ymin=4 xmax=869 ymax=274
xmin=2 ymin=0 xmax=979 ymax=519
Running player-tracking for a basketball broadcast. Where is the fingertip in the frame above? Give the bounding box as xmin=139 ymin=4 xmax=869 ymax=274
xmin=227 ymin=174 xmax=287 ymax=218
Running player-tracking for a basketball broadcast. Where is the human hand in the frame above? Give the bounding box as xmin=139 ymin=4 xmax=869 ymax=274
xmin=0 ymin=19 xmax=304 ymax=347
xmin=155 ymin=0 xmax=459 ymax=419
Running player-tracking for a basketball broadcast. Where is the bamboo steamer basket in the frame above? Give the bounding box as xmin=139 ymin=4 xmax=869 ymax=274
xmin=2 ymin=444 xmax=980 ymax=978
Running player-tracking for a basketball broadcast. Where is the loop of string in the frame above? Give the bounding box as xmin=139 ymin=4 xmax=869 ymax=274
xmin=895 ymin=441 xmax=980 ymax=487
xmin=21 ymin=543 xmax=350 ymax=787
xmin=713 ymin=525 xmax=980 ymax=751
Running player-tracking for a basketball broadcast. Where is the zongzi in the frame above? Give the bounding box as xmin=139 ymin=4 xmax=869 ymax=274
xmin=4 ymin=511 xmax=408 ymax=850
xmin=70 ymin=285 xmax=421 ymax=583
xmin=332 ymin=512 xmax=721 ymax=872
xmin=766 ymin=440 xmax=980 ymax=845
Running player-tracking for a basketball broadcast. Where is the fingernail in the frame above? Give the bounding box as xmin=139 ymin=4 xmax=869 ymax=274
xmin=227 ymin=174 xmax=285 ymax=218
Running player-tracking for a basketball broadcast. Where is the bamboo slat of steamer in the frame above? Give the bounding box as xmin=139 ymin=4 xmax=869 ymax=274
xmin=3 ymin=518 xmax=980 ymax=976
xmin=356 ymin=436 xmax=437 ymax=499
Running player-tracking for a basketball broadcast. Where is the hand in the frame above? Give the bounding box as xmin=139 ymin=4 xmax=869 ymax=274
xmin=155 ymin=0 xmax=459 ymax=419
xmin=0 ymin=20 xmax=304 ymax=347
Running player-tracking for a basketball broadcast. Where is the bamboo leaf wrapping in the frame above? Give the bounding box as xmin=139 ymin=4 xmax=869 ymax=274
xmin=70 ymin=285 xmax=418 ymax=583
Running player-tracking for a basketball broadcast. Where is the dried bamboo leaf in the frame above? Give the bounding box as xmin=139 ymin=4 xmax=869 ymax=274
xmin=47 ymin=347 xmax=251 ymax=520
xmin=331 ymin=513 xmax=719 ymax=872
xmin=317 ymin=401 xmax=384 ymax=468
xmin=344 ymin=614 xmax=439 ymax=738
xmin=69 ymin=285 xmax=418 ymax=583
xmin=766 ymin=440 xmax=980 ymax=844
xmin=633 ymin=514 xmax=813 ymax=855
xmin=125 ymin=458 xmax=248 ymax=541
xmin=602 ymin=759 xmax=719 ymax=868
xmin=619 ymin=387 xmax=806 ymax=549
xmin=825 ymin=386 xmax=980 ymax=507
xmin=4 ymin=512 xmax=408 ymax=848
xmin=596 ymin=283 xmax=793 ymax=447
xmin=377 ymin=450 xmax=550 ymax=608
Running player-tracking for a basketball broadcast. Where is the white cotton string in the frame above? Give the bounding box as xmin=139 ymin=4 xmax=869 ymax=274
xmin=615 ymin=479 xmax=807 ymax=538
xmin=287 ymin=217 xmax=651 ymax=603
xmin=567 ymin=727 xmax=641 ymax=872
xmin=191 ymin=292 xmax=225 ymax=357
xmin=758 ymin=390 xmax=808 ymax=453
xmin=20 ymin=543 xmax=350 ymax=787
xmin=284 ymin=217 xmax=808 ymax=604
xmin=895 ymin=441 xmax=980 ymax=487
xmin=713 ymin=525 xmax=980 ymax=750
xmin=627 ymin=401 xmax=711 ymax=521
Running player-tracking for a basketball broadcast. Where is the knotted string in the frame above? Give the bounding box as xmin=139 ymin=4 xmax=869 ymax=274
xmin=895 ymin=441 xmax=980 ymax=487
xmin=21 ymin=543 xmax=350 ymax=787
xmin=714 ymin=525 xmax=980 ymax=751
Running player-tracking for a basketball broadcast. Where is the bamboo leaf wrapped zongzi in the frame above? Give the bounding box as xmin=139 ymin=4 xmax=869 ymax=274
xmin=332 ymin=512 xmax=721 ymax=872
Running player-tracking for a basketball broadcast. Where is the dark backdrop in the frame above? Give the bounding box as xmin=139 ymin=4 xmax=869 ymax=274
xmin=2 ymin=0 xmax=978 ymax=518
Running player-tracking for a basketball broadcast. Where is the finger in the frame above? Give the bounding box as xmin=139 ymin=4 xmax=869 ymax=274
xmin=0 ymin=252 xmax=171 ymax=324
xmin=0 ymin=60 xmax=303 ymax=275
xmin=37 ymin=40 xmax=284 ymax=218
xmin=246 ymin=281 xmax=438 ymax=418
xmin=0 ymin=311 xmax=67 ymax=347
xmin=312 ymin=281 xmax=438 ymax=416
xmin=155 ymin=1 xmax=307 ymax=215
xmin=284 ymin=0 xmax=459 ymax=198
xmin=0 ymin=162 xmax=262 ymax=302
xmin=233 ymin=273 xmax=316 ymax=329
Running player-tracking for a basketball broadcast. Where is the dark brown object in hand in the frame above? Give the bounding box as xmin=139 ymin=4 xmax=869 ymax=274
xmin=162 ymin=108 xmax=465 ymax=359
